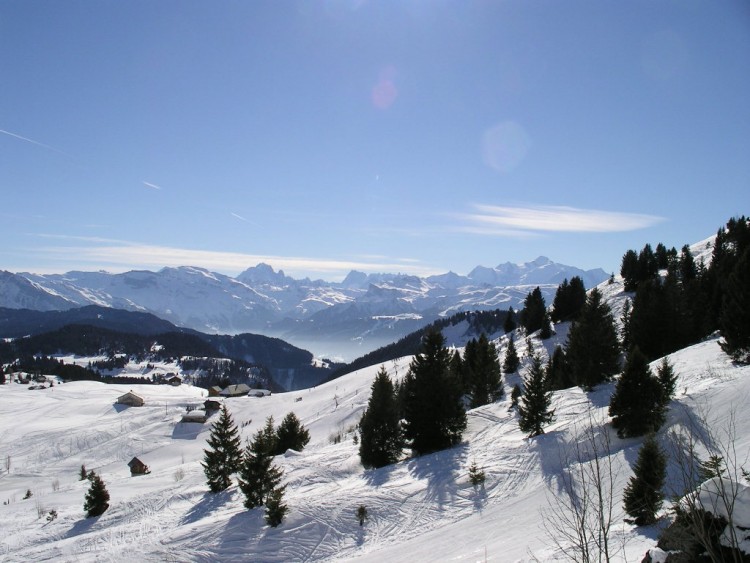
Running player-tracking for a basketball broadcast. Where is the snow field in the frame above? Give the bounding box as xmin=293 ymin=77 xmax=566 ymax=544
xmin=1 ymin=325 xmax=749 ymax=561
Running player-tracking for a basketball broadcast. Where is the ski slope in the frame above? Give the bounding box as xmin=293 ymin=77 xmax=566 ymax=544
xmin=1 ymin=311 xmax=749 ymax=561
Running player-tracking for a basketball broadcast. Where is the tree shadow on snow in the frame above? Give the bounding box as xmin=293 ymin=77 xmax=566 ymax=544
xmin=181 ymin=489 xmax=235 ymax=525
xmin=407 ymin=442 xmax=469 ymax=511
xmin=361 ymin=462 xmax=398 ymax=488
xmin=65 ymin=515 xmax=99 ymax=539
xmin=470 ymin=482 xmax=488 ymax=513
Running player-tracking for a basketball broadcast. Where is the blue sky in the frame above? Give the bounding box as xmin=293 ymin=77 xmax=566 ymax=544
xmin=1 ymin=1 xmax=748 ymax=281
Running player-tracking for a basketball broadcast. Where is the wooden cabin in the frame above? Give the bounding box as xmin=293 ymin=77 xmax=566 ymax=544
xmin=128 ymin=457 xmax=150 ymax=475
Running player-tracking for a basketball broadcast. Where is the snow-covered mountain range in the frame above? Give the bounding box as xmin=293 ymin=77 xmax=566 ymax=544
xmin=0 ymin=258 xmax=608 ymax=360
xmin=1 ymin=272 xmax=747 ymax=561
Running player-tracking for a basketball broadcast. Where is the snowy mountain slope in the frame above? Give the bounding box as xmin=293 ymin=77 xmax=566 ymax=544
xmin=2 ymin=301 xmax=748 ymax=563
xmin=3 ymin=257 xmax=609 ymax=359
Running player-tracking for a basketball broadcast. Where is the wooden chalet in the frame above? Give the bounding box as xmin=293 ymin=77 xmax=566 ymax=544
xmin=128 ymin=457 xmax=150 ymax=475
xmin=116 ymin=391 xmax=145 ymax=407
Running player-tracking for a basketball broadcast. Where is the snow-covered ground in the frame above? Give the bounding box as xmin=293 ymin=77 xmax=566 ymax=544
xmin=1 ymin=292 xmax=749 ymax=561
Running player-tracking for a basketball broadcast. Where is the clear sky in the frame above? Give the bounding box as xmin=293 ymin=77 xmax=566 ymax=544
xmin=1 ymin=1 xmax=748 ymax=281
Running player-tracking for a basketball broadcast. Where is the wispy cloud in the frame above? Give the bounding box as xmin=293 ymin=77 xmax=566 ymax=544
xmin=458 ymin=204 xmax=665 ymax=235
xmin=230 ymin=212 xmax=248 ymax=222
xmin=142 ymin=181 xmax=162 ymax=190
xmin=28 ymin=235 xmax=439 ymax=280
xmin=0 ymin=128 xmax=74 ymax=158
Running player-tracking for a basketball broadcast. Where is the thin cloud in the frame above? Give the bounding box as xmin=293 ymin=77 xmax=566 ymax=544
xmin=142 ymin=181 xmax=162 ymax=190
xmin=459 ymin=204 xmax=665 ymax=234
xmin=0 ymin=128 xmax=74 ymax=159
xmin=230 ymin=212 xmax=248 ymax=222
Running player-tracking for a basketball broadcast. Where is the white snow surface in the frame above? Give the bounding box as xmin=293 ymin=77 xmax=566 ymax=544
xmin=2 ymin=289 xmax=749 ymax=561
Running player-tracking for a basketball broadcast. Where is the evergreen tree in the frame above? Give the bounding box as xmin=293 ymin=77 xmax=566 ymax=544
xmin=656 ymin=357 xmax=677 ymax=406
xmin=510 ymin=383 xmax=522 ymax=410
xmin=551 ymin=276 xmax=587 ymax=323
xmin=468 ymin=460 xmax=486 ymax=486
xmin=238 ymin=426 xmax=284 ymax=509
xmin=202 ymin=404 xmax=243 ymax=492
xmin=359 ymin=366 xmax=404 ymax=469
xmin=402 ymin=331 xmax=467 ymax=455
xmin=79 ymin=464 xmax=87 ymax=481
xmin=503 ymin=336 xmax=520 ymax=374
xmin=275 ymin=412 xmax=310 ymax=454
xmin=503 ymin=307 xmax=517 ymax=333
xmin=621 ymin=249 xmax=640 ymax=292
xmin=546 ymin=345 xmax=573 ymax=391
xmin=83 ymin=471 xmax=110 ymax=517
xmin=655 ymin=243 xmax=670 ymax=270
xmin=519 ymin=287 xmax=547 ymax=335
xmin=356 ymin=505 xmax=368 ymax=526
xmin=609 ymin=347 xmax=665 ymax=438
xmin=623 ymin=434 xmax=667 ymax=526
xmin=638 ymin=243 xmax=659 ymax=282
xmin=720 ymin=247 xmax=750 ymax=363
xmin=517 ymin=354 xmax=554 ymax=437
xmin=264 ymin=485 xmax=288 ymax=527
xmin=565 ymin=288 xmax=621 ymax=390
xmin=464 ymin=333 xmax=503 ymax=408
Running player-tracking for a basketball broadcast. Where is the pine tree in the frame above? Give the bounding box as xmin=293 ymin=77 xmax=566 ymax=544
xmin=359 ymin=366 xmax=404 ymax=469
xmin=623 ymin=434 xmax=666 ymax=526
xmin=83 ymin=471 xmax=110 ymax=517
xmin=720 ymin=247 xmax=750 ymax=363
xmin=510 ymin=383 xmax=522 ymax=410
xmin=238 ymin=427 xmax=284 ymax=510
xmin=79 ymin=464 xmax=87 ymax=481
xmin=546 ymin=345 xmax=573 ymax=391
xmin=503 ymin=336 xmax=520 ymax=374
xmin=551 ymin=276 xmax=587 ymax=323
xmin=565 ymin=288 xmax=621 ymax=390
xmin=356 ymin=505 xmax=368 ymax=526
xmin=468 ymin=459 xmax=486 ymax=486
xmin=464 ymin=333 xmax=503 ymax=408
xmin=656 ymin=357 xmax=677 ymax=405
xmin=264 ymin=484 xmax=288 ymax=527
xmin=275 ymin=412 xmax=310 ymax=454
xmin=503 ymin=307 xmax=517 ymax=333
xmin=621 ymin=249 xmax=640 ymax=292
xmin=520 ymin=287 xmax=547 ymax=335
xmin=202 ymin=404 xmax=242 ymax=492
xmin=609 ymin=347 xmax=665 ymax=438
xmin=402 ymin=331 xmax=467 ymax=456
xmin=517 ymin=354 xmax=554 ymax=437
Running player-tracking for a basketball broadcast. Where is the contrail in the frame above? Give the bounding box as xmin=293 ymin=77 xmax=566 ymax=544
xmin=0 ymin=128 xmax=74 ymax=158
xmin=143 ymin=181 xmax=162 ymax=190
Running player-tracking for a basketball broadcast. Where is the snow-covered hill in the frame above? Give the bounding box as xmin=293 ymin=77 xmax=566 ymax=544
xmin=1 ymin=257 xmax=608 ymax=360
xmin=1 ymin=276 xmax=748 ymax=561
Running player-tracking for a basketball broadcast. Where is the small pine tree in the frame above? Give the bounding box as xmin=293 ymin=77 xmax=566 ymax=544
xmin=83 ymin=471 xmax=110 ymax=517
xmin=468 ymin=460 xmax=486 ymax=487
xmin=275 ymin=412 xmax=310 ymax=454
xmin=357 ymin=504 xmax=368 ymax=526
xmin=238 ymin=426 xmax=284 ymax=510
xmin=80 ymin=464 xmax=87 ymax=481
xmin=609 ymin=347 xmax=665 ymax=438
xmin=656 ymin=357 xmax=677 ymax=404
xmin=464 ymin=333 xmax=503 ymax=408
xmin=517 ymin=354 xmax=554 ymax=437
xmin=202 ymin=404 xmax=243 ymax=493
xmin=698 ymin=455 xmax=726 ymax=481
xmin=359 ymin=366 xmax=403 ymax=469
xmin=264 ymin=485 xmax=288 ymax=527
xmin=503 ymin=307 xmax=517 ymax=333
xmin=503 ymin=337 xmax=520 ymax=374
xmin=623 ymin=434 xmax=667 ymax=526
